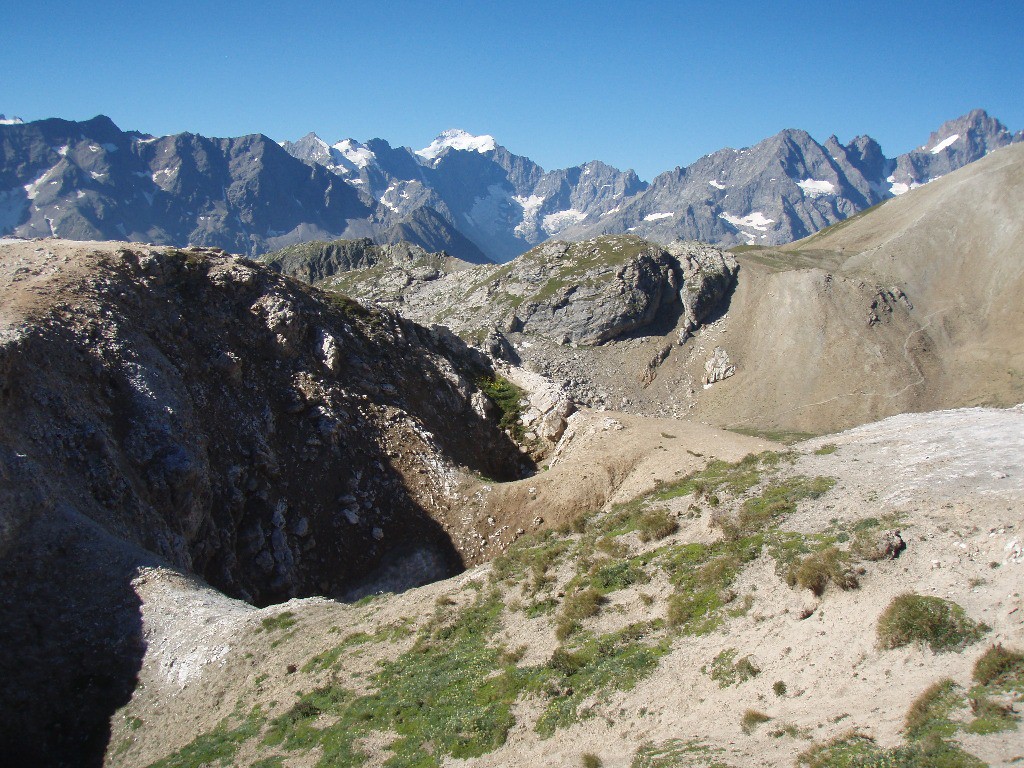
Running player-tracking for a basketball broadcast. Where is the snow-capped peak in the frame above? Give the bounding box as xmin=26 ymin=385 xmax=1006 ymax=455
xmin=332 ymin=138 xmax=376 ymax=169
xmin=416 ymin=129 xmax=497 ymax=161
xmin=0 ymin=114 xmax=25 ymax=125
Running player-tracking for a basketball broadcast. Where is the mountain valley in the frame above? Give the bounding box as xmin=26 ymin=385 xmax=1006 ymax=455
xmin=0 ymin=125 xmax=1022 ymax=768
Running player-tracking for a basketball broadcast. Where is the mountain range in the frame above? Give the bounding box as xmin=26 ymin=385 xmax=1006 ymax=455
xmin=1 ymin=110 xmax=1019 ymax=262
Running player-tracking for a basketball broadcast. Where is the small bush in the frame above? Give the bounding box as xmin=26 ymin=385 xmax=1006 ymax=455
xmin=582 ymin=753 xmax=602 ymax=768
xmin=972 ymin=643 xmax=1024 ymax=686
xmin=773 ymin=680 xmax=787 ymax=697
xmin=741 ymin=709 xmax=771 ymax=734
xmin=563 ymin=588 xmax=603 ymax=621
xmin=793 ymin=546 xmax=857 ymax=597
xmin=877 ymin=594 xmax=987 ymax=653
xmin=638 ymin=510 xmax=678 ymax=542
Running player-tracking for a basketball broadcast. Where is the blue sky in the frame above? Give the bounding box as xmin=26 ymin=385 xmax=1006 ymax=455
xmin=2 ymin=0 xmax=1021 ymax=180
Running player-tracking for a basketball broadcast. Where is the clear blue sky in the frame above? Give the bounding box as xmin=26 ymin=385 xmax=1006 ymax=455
xmin=2 ymin=0 xmax=1021 ymax=181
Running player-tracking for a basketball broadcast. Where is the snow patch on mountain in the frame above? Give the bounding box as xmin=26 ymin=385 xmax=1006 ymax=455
xmin=719 ymin=211 xmax=774 ymax=232
xmin=333 ymin=139 xmax=376 ymax=169
xmin=642 ymin=212 xmax=674 ymax=221
xmin=930 ymin=134 xmax=960 ymax=154
xmin=542 ymin=208 xmax=587 ymax=235
xmin=23 ymin=166 xmax=58 ymax=200
xmin=708 ymin=180 xmax=727 ymax=190
xmin=0 ymin=115 xmax=24 ymax=125
xmin=513 ymin=194 xmax=545 ymax=238
xmin=416 ymin=129 xmax=497 ymax=161
xmin=797 ymin=178 xmax=835 ymax=197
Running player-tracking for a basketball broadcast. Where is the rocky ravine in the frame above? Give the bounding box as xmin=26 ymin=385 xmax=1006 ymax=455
xmin=0 ymin=238 xmax=530 ymax=766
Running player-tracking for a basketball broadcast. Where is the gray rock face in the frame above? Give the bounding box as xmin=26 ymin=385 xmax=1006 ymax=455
xmin=284 ymin=129 xmax=647 ymax=263
xmin=562 ymin=110 xmax=1021 ymax=248
xmin=306 ymin=234 xmax=737 ymax=351
xmin=2 ymin=110 xmax=1017 ymax=264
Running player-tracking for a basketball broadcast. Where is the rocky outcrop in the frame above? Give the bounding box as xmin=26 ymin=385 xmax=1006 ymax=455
xmin=668 ymin=241 xmax=739 ymax=342
xmin=502 ymin=366 xmax=577 ymax=446
xmin=0 ymin=240 xmax=530 ymax=607
xmin=702 ymin=347 xmax=736 ymax=386
xmin=298 ymin=235 xmax=737 ymax=353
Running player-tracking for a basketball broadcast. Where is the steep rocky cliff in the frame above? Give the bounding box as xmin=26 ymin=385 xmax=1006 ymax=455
xmin=0 ymin=238 xmax=529 ymax=765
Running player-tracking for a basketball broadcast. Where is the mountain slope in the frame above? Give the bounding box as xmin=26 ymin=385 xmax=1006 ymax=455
xmin=1 ymin=110 xmax=1018 ymax=263
xmin=564 ymin=109 xmax=1022 ymax=248
xmin=691 ymin=141 xmax=1024 ymax=432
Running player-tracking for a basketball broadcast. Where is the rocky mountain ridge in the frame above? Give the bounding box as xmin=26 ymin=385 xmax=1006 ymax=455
xmin=1 ymin=110 xmax=1018 ymax=263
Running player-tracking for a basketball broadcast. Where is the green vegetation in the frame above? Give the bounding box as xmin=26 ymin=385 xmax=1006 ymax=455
xmin=966 ymin=643 xmax=1024 ymax=734
xmin=301 ymin=619 xmax=414 ymax=672
xmin=904 ymin=679 xmax=962 ymax=741
xmin=799 ymin=648 xmax=1023 ymax=768
xmin=582 ymin=753 xmax=603 ymax=768
xmin=632 ymin=738 xmax=736 ymax=768
xmin=973 ymin=643 xmax=1024 ymax=686
xmin=146 ymin=708 xmax=264 ymax=768
xmin=773 ymin=680 xmax=787 ymax=697
xmin=477 ymin=375 xmax=526 ymax=439
xmin=637 ymin=509 xmax=678 ymax=542
xmin=741 ymin=709 xmax=771 ymax=734
xmin=797 ymin=730 xmax=984 ymax=768
xmin=259 ymin=611 xmax=297 ymax=632
xmin=876 ymin=594 xmax=988 ymax=653
xmin=706 ymin=648 xmax=760 ymax=687
xmin=814 ymin=443 xmax=838 ymax=455
xmin=538 ymin=623 xmax=670 ymax=736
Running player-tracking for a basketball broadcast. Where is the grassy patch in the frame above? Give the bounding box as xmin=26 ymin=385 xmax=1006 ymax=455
xmin=637 ymin=510 xmax=678 ymax=542
xmin=797 ymin=730 xmax=984 ymax=768
xmin=814 ymin=443 xmax=838 ymax=455
xmin=904 ymin=679 xmax=963 ymax=741
xmin=537 ymin=623 xmax=670 ymax=737
xmin=706 ymin=648 xmax=760 ymax=688
xmin=973 ymin=643 xmax=1024 ymax=687
xmin=147 ymin=708 xmax=264 ymax=768
xmin=632 ymin=738 xmax=736 ymax=768
xmin=741 ymin=709 xmax=771 ymax=734
xmin=259 ymin=611 xmax=297 ymax=632
xmin=301 ymin=619 xmax=414 ymax=672
xmin=877 ymin=594 xmax=988 ymax=653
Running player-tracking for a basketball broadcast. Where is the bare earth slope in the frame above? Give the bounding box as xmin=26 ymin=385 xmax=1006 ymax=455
xmin=111 ymin=404 xmax=1024 ymax=768
xmin=683 ymin=143 xmax=1024 ymax=434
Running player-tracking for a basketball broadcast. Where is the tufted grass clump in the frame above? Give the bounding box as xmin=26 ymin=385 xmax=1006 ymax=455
xmin=706 ymin=648 xmax=760 ymax=688
xmin=877 ymin=594 xmax=988 ymax=653
xmin=259 ymin=611 xmax=297 ymax=632
xmin=637 ymin=509 xmax=678 ymax=542
xmin=741 ymin=709 xmax=771 ymax=734
xmin=972 ymin=643 xmax=1024 ymax=687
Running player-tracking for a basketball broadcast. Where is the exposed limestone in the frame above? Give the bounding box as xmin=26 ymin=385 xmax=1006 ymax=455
xmin=702 ymin=346 xmax=736 ymax=386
